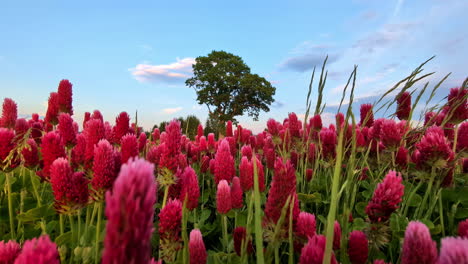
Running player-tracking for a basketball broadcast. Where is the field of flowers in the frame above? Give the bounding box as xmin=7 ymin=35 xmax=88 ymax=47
xmin=0 ymin=62 xmax=467 ymax=264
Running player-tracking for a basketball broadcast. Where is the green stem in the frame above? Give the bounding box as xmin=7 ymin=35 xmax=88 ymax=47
xmin=452 ymin=124 xmax=459 ymax=154
xmin=77 ymin=210 xmax=82 ymax=243
xmin=274 ymin=247 xmax=279 ymax=264
xmin=60 ymin=214 xmax=64 ymax=235
xmin=69 ymin=214 xmax=76 ymax=244
xmin=242 ymin=192 xmax=254 ymax=264
xmin=403 ymin=181 xmax=423 ymax=217
xmin=439 ymin=191 xmax=446 ymax=237
xmin=417 ymin=167 xmax=436 ymax=219
xmin=30 ymin=169 xmax=42 ymax=206
xmin=222 ymin=214 xmax=229 ymax=252
xmin=95 ymin=202 xmax=103 ymax=264
xmin=6 ymin=172 xmax=16 ymax=240
xmin=323 ymin=124 xmax=345 ymax=264
xmin=288 ymin=196 xmax=294 ymax=264
xmin=162 ymin=186 xmax=169 ymax=208
xmin=85 ymin=205 xmax=91 ymax=236
xmin=182 ymin=201 xmax=188 ymax=264
xmin=252 ymin=154 xmax=265 ymax=264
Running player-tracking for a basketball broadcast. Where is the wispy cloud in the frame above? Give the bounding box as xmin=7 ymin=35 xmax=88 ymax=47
xmin=331 ymin=65 xmax=398 ymax=95
xmin=393 ymin=0 xmax=405 ymax=17
xmin=272 ymin=101 xmax=285 ymax=108
xmin=352 ymin=22 xmax=417 ymax=54
xmin=130 ymin=57 xmax=196 ymax=83
xmin=162 ymin=107 xmax=183 ymax=114
xmin=360 ymin=10 xmax=378 ymax=20
xmin=280 ymin=53 xmax=340 ymax=72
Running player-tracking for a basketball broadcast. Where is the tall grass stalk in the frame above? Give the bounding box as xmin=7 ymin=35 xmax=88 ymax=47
xmin=252 ymin=153 xmax=265 ymax=264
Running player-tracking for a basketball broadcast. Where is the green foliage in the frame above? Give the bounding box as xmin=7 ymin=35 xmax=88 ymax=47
xmin=186 ymin=50 xmax=276 ymax=131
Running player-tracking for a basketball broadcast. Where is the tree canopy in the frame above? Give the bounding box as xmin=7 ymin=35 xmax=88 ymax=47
xmin=186 ymin=50 xmax=276 ymax=131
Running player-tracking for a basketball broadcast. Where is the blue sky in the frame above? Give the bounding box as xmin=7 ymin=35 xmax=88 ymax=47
xmin=1 ymin=0 xmax=466 ymax=132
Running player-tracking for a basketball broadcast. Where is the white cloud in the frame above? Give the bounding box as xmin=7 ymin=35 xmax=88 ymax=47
xmin=162 ymin=107 xmax=183 ymax=114
xmin=130 ymin=57 xmax=196 ymax=83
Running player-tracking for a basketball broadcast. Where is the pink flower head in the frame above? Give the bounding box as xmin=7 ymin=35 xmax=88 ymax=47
xmin=189 ymin=229 xmax=207 ymax=264
xmin=290 ymin=151 xmax=299 ymax=169
xmin=336 ymin=112 xmax=345 ymax=129
xmin=217 ymin=180 xmax=232 ymax=214
xmin=30 ymin=121 xmax=43 ymax=143
xmin=396 ymin=146 xmax=409 ymax=168
xmin=264 ymin=158 xmax=299 ymax=228
xmin=146 ymin=145 xmax=161 ymax=167
xmin=199 ymin=155 xmax=209 ymax=173
xmin=306 ymin=168 xmax=314 ymax=181
xmin=207 ymin=133 xmax=216 ymax=152
xmin=138 ymin=132 xmax=147 ymax=152
xmin=113 ymin=112 xmax=130 ymax=144
xmin=214 ymin=139 xmax=235 ymax=184
xmin=438 ymin=237 xmax=468 ymax=263
xmin=58 ymin=113 xmax=76 ymax=147
xmin=197 ymin=124 xmax=204 ymax=139
xmin=295 ymin=212 xmax=316 ymax=240
xmin=300 ymin=235 xmax=337 ymax=264
xmin=239 ymin=156 xmax=253 ymax=191
xmin=159 ymin=120 xmax=182 ymax=174
xmin=84 ymin=119 xmax=105 ymax=167
xmin=308 ymin=143 xmax=316 ymax=163
xmin=120 ymin=133 xmax=139 ymax=164
xmin=152 ymin=128 xmax=160 ymax=142
xmin=360 ymin=104 xmax=374 ymax=127
xmin=233 ymin=226 xmax=253 ymax=256
xmin=50 ymin=158 xmax=89 ymax=213
xmin=103 ymin=158 xmax=156 ymax=264
xmin=0 ymin=128 xmax=15 ymax=165
xmin=231 ymin=176 xmax=243 ymax=209
xmin=333 ymin=221 xmax=341 ymax=250
xmin=226 ymin=120 xmax=233 ymax=137
xmin=13 ymin=235 xmax=59 ymax=264
xmin=458 ymin=121 xmax=468 ymax=152
xmin=179 ymin=167 xmax=200 ymax=210
xmin=198 ymin=136 xmax=208 ymax=153
xmin=380 ymin=119 xmax=402 ymax=150
xmin=158 ymin=199 xmax=182 ymax=263
xmin=446 ymin=87 xmax=468 ymax=124
xmin=310 ymin=115 xmax=323 ymax=131
xmin=45 ymin=92 xmax=60 ymax=125
xmin=370 ymin=118 xmax=385 ymax=141
xmin=366 ymin=170 xmax=405 ymax=222
xmin=459 ymin=219 xmax=468 ymax=238
xmin=0 ymin=240 xmax=21 ymax=264
xmin=396 ymin=92 xmax=412 ymax=120
xmin=402 ymin=221 xmax=438 ymax=264
xmin=71 ymin=133 xmax=86 ymax=168
xmin=38 ymin=132 xmax=66 ymax=180
xmin=209 ymin=158 xmax=215 ymax=174
xmin=91 ymin=110 xmax=103 ymax=122
xmin=241 ymin=145 xmax=253 ymax=160
xmin=22 ymin=139 xmax=39 ymax=168
xmin=416 ymin=126 xmax=453 ymax=168
xmin=0 ymin=98 xmax=17 ymax=129
xmin=57 ymin=79 xmax=73 ymax=115
xmin=14 ymin=118 xmax=29 ymax=138
xmin=83 ymin=112 xmax=91 ymax=129
xmin=348 ymin=230 xmax=368 ymax=264
xmin=287 ymin=112 xmax=301 ymax=138
xmin=267 ymin=118 xmax=281 ymax=136
xmin=320 ymin=128 xmax=337 ymax=160
xmin=92 ymin=139 xmax=118 ymax=199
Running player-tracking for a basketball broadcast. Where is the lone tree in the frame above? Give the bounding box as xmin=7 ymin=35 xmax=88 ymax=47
xmin=186 ymin=50 xmax=276 ymax=133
